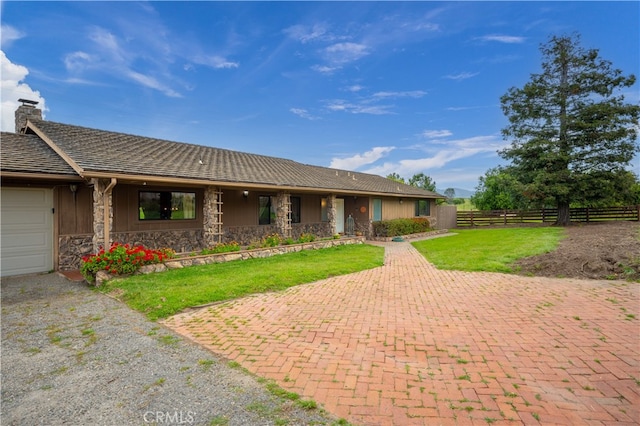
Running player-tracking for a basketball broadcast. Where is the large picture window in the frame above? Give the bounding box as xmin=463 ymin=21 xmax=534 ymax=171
xmin=415 ymin=199 xmax=430 ymax=217
xmin=139 ymin=191 xmax=196 ymax=220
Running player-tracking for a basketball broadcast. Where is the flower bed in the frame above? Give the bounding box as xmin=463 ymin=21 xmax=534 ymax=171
xmin=92 ymin=236 xmax=365 ymax=286
xmin=81 ymin=243 xmax=174 ymax=283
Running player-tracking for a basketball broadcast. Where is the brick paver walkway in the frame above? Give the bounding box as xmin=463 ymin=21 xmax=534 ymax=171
xmin=163 ymin=241 xmax=639 ymax=425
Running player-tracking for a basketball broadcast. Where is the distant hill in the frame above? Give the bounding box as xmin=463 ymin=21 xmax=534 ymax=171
xmin=436 ymin=187 xmax=474 ymax=198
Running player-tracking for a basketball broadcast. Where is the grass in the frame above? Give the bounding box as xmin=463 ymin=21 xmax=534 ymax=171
xmin=454 ymin=198 xmax=476 ymax=211
xmin=98 ymin=244 xmax=384 ymax=320
xmin=412 ymin=227 xmax=564 ymax=273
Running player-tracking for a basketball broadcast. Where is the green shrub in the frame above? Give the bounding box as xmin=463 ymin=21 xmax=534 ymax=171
xmin=297 ymin=233 xmax=316 ymax=243
xmin=372 ymin=218 xmax=432 ymax=237
xmin=261 ymin=233 xmax=283 ymax=247
xmin=200 ymin=241 xmax=241 ymax=255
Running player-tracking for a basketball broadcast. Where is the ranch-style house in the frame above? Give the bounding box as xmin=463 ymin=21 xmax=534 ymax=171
xmin=1 ymin=100 xmax=444 ymax=276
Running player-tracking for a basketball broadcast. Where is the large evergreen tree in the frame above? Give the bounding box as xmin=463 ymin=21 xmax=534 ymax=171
xmin=500 ymin=33 xmax=639 ymax=225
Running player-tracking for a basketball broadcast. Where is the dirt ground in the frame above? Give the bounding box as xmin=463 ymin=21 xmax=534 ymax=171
xmin=514 ymin=220 xmax=640 ymax=281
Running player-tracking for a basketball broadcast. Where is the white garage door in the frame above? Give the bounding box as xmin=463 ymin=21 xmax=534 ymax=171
xmin=1 ymin=187 xmax=54 ymax=277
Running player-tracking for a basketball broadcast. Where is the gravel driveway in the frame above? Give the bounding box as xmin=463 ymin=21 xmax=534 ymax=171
xmin=1 ymin=273 xmax=338 ymax=425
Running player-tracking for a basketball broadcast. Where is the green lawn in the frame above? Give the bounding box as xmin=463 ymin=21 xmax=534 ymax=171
xmin=412 ymin=227 xmax=565 ymax=273
xmin=98 ymin=244 xmax=384 ymax=320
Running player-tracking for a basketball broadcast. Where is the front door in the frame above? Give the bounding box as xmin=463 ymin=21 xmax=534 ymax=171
xmin=335 ymin=198 xmax=344 ymax=234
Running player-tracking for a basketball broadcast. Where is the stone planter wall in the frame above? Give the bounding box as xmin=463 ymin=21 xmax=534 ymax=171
xmin=94 ymin=236 xmax=365 ymax=286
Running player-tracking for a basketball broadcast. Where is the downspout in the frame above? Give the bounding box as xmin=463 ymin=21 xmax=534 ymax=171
xmin=103 ymin=178 xmax=117 ymax=248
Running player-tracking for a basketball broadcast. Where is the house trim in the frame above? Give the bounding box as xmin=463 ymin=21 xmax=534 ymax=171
xmin=26 ymin=120 xmax=85 ymax=176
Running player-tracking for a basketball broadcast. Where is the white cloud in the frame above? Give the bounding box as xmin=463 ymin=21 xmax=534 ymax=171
xmin=421 ymin=129 xmax=453 ymax=139
xmin=311 ymin=64 xmax=340 ymax=74
xmin=0 ymin=51 xmax=46 ymax=132
xmin=330 ymin=146 xmax=395 ymax=170
xmin=477 ymin=35 xmax=525 ymax=44
xmin=125 ymin=70 xmax=181 ymax=98
xmin=345 ymin=84 xmax=364 ymax=92
xmin=289 ymin=107 xmax=320 ymax=120
xmin=0 ymin=25 xmax=24 ymax=48
xmin=322 ymin=42 xmax=370 ymax=65
xmin=362 ymin=135 xmax=506 ymax=177
xmin=443 ymin=72 xmax=478 ymax=81
xmin=325 ymin=99 xmax=395 ymax=115
xmin=191 ymin=55 xmax=239 ymax=69
xmin=284 ymin=23 xmax=334 ymax=44
xmin=64 ymin=51 xmax=98 ymax=73
xmin=372 ymin=90 xmax=427 ymax=99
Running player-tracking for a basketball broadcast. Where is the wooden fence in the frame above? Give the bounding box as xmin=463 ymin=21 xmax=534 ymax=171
xmin=457 ymin=205 xmax=640 ymax=227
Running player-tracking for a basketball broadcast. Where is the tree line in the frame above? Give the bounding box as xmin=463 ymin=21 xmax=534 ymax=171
xmin=386 ymin=33 xmax=639 ymax=226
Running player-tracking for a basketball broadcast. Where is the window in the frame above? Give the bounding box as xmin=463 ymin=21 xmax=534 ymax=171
xmin=291 ymin=197 xmax=301 ymax=223
xmin=321 ymin=198 xmax=328 ymax=222
xmin=373 ymin=198 xmax=382 ymax=221
xmin=139 ymin=191 xmax=196 ymax=220
xmin=415 ymin=199 xmax=430 ymax=217
xmin=259 ymin=196 xmax=275 ymax=225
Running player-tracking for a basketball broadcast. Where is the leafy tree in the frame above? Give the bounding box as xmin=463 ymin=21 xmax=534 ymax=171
xmin=408 ymin=173 xmax=437 ymax=192
xmin=500 ymin=33 xmax=639 ymax=225
xmin=386 ymin=172 xmax=405 ymax=183
xmin=471 ymin=167 xmax=529 ymax=210
xmin=443 ymin=188 xmax=456 ymax=203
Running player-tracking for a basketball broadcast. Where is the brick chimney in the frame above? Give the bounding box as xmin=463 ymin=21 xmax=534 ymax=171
xmin=15 ymin=99 xmax=42 ymax=133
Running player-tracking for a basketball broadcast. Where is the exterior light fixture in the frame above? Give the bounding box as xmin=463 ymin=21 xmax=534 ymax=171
xmin=399 ymin=198 xmax=403 ymax=204
xmin=243 ymin=190 xmax=249 ymax=197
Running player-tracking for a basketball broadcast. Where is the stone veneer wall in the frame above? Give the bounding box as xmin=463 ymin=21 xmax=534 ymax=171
xmin=111 ymin=230 xmax=204 ymax=253
xmin=59 ymin=235 xmax=94 ymax=270
xmin=223 ymin=223 xmax=335 ymax=245
xmin=222 ymin=225 xmax=278 ymax=245
xmin=291 ymin=222 xmax=333 ymax=239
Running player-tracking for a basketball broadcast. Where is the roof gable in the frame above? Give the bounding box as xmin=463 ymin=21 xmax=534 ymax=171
xmin=0 ymin=131 xmax=78 ymax=176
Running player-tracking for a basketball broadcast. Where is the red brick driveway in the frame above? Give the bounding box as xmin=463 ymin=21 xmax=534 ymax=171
xmin=163 ymin=241 xmax=639 ymax=425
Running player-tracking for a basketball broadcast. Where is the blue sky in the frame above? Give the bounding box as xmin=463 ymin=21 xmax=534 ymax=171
xmin=1 ymin=1 xmax=638 ymax=192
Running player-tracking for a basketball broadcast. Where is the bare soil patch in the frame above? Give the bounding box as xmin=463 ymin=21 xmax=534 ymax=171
xmin=514 ymin=221 xmax=640 ymax=281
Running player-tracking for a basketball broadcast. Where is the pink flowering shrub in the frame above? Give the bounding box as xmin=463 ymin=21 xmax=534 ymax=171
xmin=81 ymin=243 xmax=174 ymax=283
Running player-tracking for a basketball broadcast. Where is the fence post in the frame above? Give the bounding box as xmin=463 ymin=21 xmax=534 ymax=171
xmin=637 ymin=204 xmax=640 ymax=221
xmin=586 ymin=207 xmax=590 ymax=223
xmin=504 ymin=209 xmax=507 ymax=225
xmin=470 ymin=211 xmax=474 ymax=227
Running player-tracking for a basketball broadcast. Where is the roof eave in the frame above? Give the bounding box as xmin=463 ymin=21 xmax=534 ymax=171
xmin=0 ymin=171 xmax=82 ymax=181
xmin=82 ymin=171 xmax=441 ymax=198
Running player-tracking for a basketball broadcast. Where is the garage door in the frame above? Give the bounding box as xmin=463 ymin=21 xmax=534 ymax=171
xmin=1 ymin=187 xmax=54 ymax=276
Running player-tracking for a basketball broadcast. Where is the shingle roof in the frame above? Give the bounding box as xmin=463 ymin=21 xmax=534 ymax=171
xmin=22 ymin=119 xmax=441 ymax=197
xmin=0 ymin=131 xmax=78 ymax=176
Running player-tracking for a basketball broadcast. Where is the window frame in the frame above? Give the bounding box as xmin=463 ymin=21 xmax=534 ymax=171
xmin=415 ymin=199 xmax=430 ymax=217
xmin=138 ymin=190 xmax=197 ymax=221
xmin=259 ymin=195 xmax=275 ymax=225
xmin=291 ymin=196 xmax=301 ymax=224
